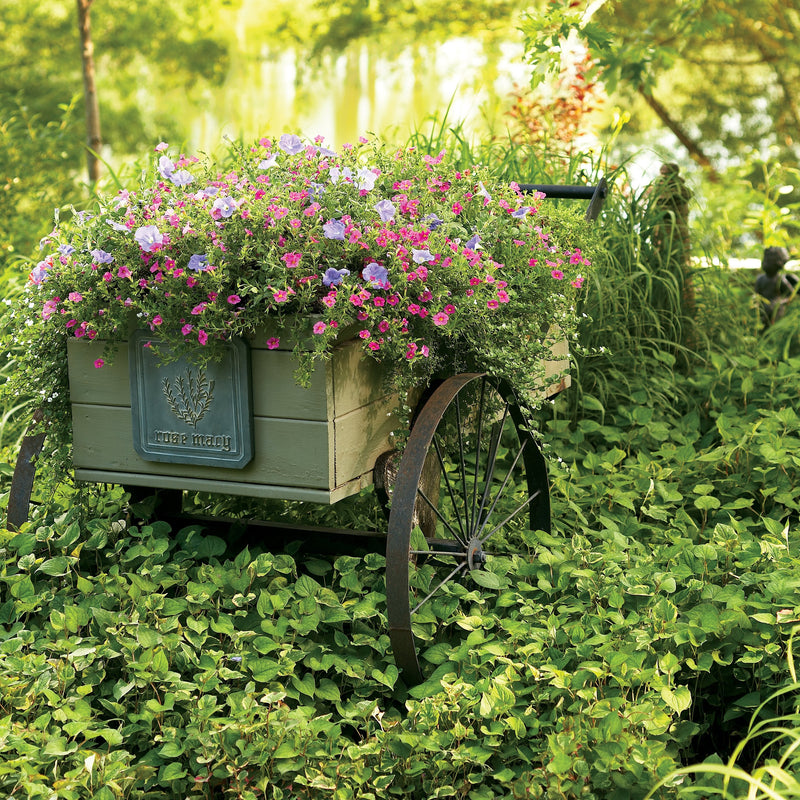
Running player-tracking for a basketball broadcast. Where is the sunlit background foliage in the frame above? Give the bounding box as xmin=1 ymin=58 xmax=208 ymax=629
xmin=2 ymin=1 xmax=800 ymax=798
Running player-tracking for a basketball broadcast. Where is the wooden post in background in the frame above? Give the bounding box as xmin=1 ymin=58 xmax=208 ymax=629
xmin=77 ymin=0 xmax=102 ymax=185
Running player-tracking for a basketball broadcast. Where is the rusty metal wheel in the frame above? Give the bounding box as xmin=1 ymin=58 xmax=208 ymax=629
xmin=385 ymin=373 xmax=551 ymax=684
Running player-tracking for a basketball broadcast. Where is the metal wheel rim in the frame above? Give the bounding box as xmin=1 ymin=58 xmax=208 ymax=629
xmin=385 ymin=373 xmax=550 ymax=684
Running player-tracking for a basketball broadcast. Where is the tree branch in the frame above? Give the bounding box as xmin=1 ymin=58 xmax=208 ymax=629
xmin=639 ymin=89 xmax=720 ymax=180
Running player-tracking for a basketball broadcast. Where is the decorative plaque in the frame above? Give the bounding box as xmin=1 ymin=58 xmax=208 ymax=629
xmin=128 ymin=332 xmax=253 ymax=468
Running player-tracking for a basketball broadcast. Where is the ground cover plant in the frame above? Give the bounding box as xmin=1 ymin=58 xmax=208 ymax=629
xmin=2 ymin=128 xmax=800 ymax=798
xmin=1 ymin=295 xmax=799 ymax=799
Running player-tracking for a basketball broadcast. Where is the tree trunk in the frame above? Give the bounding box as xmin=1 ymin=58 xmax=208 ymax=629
xmin=77 ymin=0 xmax=102 ymax=185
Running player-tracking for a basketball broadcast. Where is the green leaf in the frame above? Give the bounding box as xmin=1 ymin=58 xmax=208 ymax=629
xmin=470 ymin=570 xmax=501 ymax=590
xmin=661 ymin=686 xmax=691 ymax=714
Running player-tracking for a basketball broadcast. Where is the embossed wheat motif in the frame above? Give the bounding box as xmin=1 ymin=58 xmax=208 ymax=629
xmin=161 ymin=369 xmax=215 ymax=428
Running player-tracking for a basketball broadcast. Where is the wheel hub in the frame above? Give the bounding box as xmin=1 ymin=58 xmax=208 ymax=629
xmin=466 ymin=537 xmax=486 ymax=570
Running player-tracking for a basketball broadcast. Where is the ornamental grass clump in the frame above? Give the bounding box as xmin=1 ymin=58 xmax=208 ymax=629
xmin=9 ymin=133 xmax=598 ymax=451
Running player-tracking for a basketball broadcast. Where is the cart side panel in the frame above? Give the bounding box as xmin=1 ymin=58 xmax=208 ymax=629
xmin=68 ymin=334 xmax=396 ymax=502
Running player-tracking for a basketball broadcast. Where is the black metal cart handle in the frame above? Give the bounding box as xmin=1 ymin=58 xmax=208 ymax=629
xmin=520 ymin=176 xmax=608 ymax=222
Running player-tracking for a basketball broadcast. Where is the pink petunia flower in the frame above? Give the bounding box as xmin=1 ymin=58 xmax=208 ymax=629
xmin=551 ymin=270 xmax=564 ymax=280
xmin=266 ymin=337 xmax=280 ymax=349
xmin=433 ymin=312 xmax=449 ymax=326
xmin=93 ymin=358 xmax=104 ymax=369
xmin=227 ymin=294 xmax=241 ymax=304
xmin=198 ymin=329 xmax=208 ymax=345
xmin=313 ymin=321 xmax=327 ymax=334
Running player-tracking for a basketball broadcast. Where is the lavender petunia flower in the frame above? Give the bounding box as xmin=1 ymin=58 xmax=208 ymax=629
xmin=374 ymin=199 xmax=395 ymax=222
xmin=308 ymin=182 xmax=325 ymax=201
xmin=465 ymin=233 xmax=481 ymax=251
xmin=477 ymin=181 xmax=492 ymax=202
xmin=258 ymin=155 xmax=278 ymax=169
xmin=91 ymin=248 xmax=114 ymax=264
xmin=158 ymin=156 xmax=175 ymax=180
xmin=170 ymin=169 xmax=194 ymax=187
xmin=329 ymin=166 xmax=353 ymax=184
xmin=278 ymin=134 xmax=304 ymax=155
xmin=134 ymin=225 xmax=164 ymax=252
xmin=322 ymin=267 xmax=350 ymax=287
xmin=511 ymin=206 xmax=532 ymax=218
xmin=423 ymin=213 xmax=444 ymax=230
xmin=323 ymin=219 xmax=346 ymax=240
xmin=356 ymin=168 xmax=377 ymax=191
xmin=316 ymin=146 xmax=337 ymax=158
xmin=29 ymin=261 xmax=50 ymax=284
xmin=187 ymin=254 xmax=209 ymax=271
xmin=212 ymin=196 xmax=237 ymax=218
xmin=107 ymin=219 xmax=129 ymax=232
xmin=412 ymin=248 xmax=434 ymax=264
xmin=58 ymin=244 xmax=75 ymax=256
xmin=362 ymin=262 xmax=389 ymax=289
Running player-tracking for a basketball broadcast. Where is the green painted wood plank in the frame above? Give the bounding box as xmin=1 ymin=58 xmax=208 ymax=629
xmin=331 ymin=341 xmax=389 ymax=416
xmin=67 ymin=339 xmax=129 ymax=405
xmin=250 ymin=349 xmax=330 ymax=420
xmin=71 ymin=404 xmax=333 ymax=489
xmin=72 ymin=468 xmax=359 ymax=504
xmin=333 ymin=399 xmax=399 ymax=486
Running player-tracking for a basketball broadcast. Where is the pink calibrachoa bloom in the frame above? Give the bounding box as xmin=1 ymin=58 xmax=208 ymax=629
xmin=368 ymin=341 xmax=381 ymax=351
xmin=551 ymin=270 xmax=564 ymax=280
xmin=266 ymin=337 xmax=280 ymax=349
xmin=118 ymin=265 xmax=132 ymax=279
xmin=152 ymin=315 xmax=163 ymax=326
xmin=191 ymin=303 xmax=207 ymax=315
xmin=572 ymin=275 xmax=584 ymax=288
xmin=282 ymin=252 xmax=302 ymax=268
xmin=68 ymin=292 xmax=83 ymax=303
xmin=359 ymin=329 xmax=371 ymax=339
xmin=181 ymin=324 xmax=193 ymax=335
xmin=41 ymin=298 xmax=59 ymax=321
xmin=433 ymin=312 xmax=449 ymax=326
xmin=497 ymin=290 xmax=510 ymax=303
xmin=227 ymin=295 xmax=241 ymax=304
xmin=487 ymin=299 xmax=499 ymax=309
xmin=198 ymin=330 xmax=208 ymax=345
xmin=313 ymin=321 xmax=327 ymax=334
xmin=444 ymin=304 xmax=456 ymax=314
xmin=94 ymin=358 xmax=104 ymax=369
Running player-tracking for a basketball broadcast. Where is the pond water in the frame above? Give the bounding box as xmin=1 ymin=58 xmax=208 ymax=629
xmin=175 ymin=34 xmax=530 ymax=152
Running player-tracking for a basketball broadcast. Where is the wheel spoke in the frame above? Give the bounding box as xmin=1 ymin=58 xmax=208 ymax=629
xmin=410 ymin=560 xmax=468 ymax=615
xmin=476 ymin=436 xmax=529 ymax=539
xmin=475 ymin=407 xmax=509 ymax=538
xmin=480 ymin=487 xmax=542 ymax=546
xmin=417 ymin=484 xmax=468 ymax=546
xmin=455 ymin=393 xmax=471 ymax=535
xmin=410 ymin=550 xmax=468 ymax=557
xmin=432 ymin=435 xmax=468 ymax=543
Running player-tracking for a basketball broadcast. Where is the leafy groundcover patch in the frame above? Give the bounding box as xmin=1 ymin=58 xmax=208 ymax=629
xmin=1 ymin=354 xmax=799 ymax=799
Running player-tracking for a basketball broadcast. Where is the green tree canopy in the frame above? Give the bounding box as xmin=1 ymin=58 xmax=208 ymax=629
xmin=521 ymin=0 xmax=800 ymax=176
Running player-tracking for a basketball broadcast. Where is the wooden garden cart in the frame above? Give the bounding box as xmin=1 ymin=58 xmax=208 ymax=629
xmin=8 ymin=180 xmax=607 ymax=685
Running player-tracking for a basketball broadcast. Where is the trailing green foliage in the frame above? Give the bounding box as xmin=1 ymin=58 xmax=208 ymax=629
xmin=1 ymin=338 xmax=799 ymax=798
